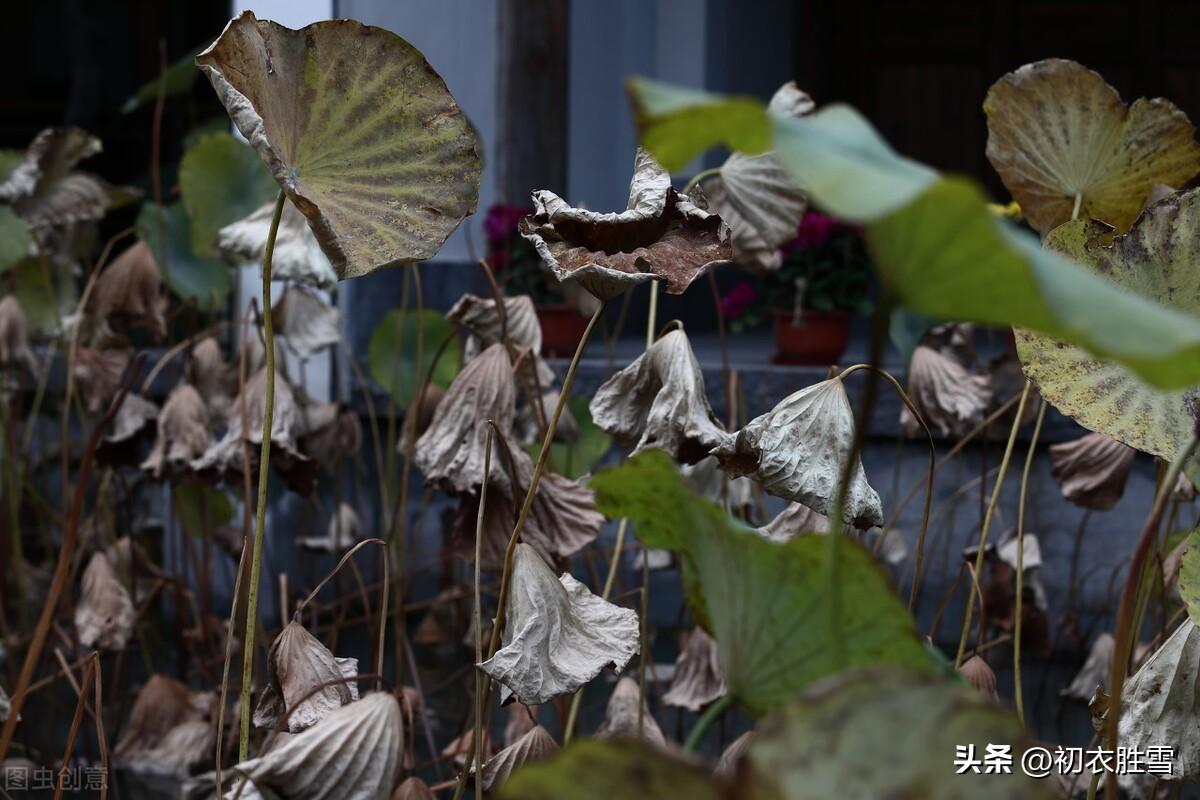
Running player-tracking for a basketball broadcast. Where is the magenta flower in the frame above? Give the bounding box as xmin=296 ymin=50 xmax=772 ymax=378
xmin=719 ymin=282 xmax=758 ymax=319
xmin=484 ymin=204 xmax=533 ymax=247
xmin=788 ymin=211 xmax=838 ymax=250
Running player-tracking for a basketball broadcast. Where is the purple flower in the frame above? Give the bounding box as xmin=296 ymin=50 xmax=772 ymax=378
xmin=787 ymin=210 xmax=838 ymax=250
xmin=719 ymin=282 xmax=758 ymax=320
xmin=484 ymin=203 xmax=532 ymax=246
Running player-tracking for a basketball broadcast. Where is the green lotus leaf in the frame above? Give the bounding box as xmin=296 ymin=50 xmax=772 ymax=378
xmin=1179 ymin=530 xmax=1200 ymax=626
xmin=985 ymin=58 xmax=1200 ymax=235
xmin=0 ymin=208 xmax=32 ymax=274
xmin=592 ymin=450 xmax=934 ymax=717
xmin=179 ymin=131 xmax=278 ymax=258
xmin=10 ymin=255 xmax=77 ymax=334
xmin=499 ymin=739 xmax=725 ymax=800
xmin=745 ymin=669 xmax=1054 ymax=800
xmin=137 ymin=202 xmax=231 ymax=311
xmin=120 ymin=45 xmax=205 ymax=114
xmin=197 ymin=11 xmax=482 ymax=280
xmin=1014 ymin=190 xmax=1200 ymax=459
xmin=367 ymin=309 xmax=461 ymax=408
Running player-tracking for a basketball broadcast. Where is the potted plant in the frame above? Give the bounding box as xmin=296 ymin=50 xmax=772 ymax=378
xmin=483 ymin=203 xmax=589 ymax=357
xmin=726 ymin=210 xmax=874 ymax=365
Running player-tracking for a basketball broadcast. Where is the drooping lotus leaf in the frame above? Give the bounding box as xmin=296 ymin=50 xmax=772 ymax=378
xmin=1118 ymin=620 xmax=1200 ymax=780
xmin=594 ymin=677 xmax=666 ymax=745
xmin=218 ymin=199 xmax=337 ymax=289
xmin=1061 ymin=632 xmax=1114 ymax=702
xmin=473 ymin=726 xmax=559 ymax=793
xmin=1048 ymin=432 xmax=1137 ymax=511
xmin=115 ymin=675 xmax=214 ymax=777
xmin=900 ymin=345 xmax=991 ymax=439
xmin=137 ymin=203 xmax=231 ymax=310
xmin=984 ymin=58 xmax=1200 ymax=235
xmin=196 ymin=11 xmax=483 ymax=279
xmin=75 ymin=552 xmax=135 ymax=651
xmin=272 ymin=286 xmax=340 ymax=360
xmin=1016 ymin=193 xmax=1200 ymax=462
xmin=744 ymin=669 xmax=1054 ymax=800
xmin=367 ymin=309 xmax=461 ymax=408
xmin=142 ymin=384 xmax=211 ymax=479
xmin=178 ymin=130 xmax=277 ymax=258
xmin=592 ymin=450 xmax=934 ymax=718
xmin=253 ymin=620 xmax=359 ymax=732
xmin=662 ymin=627 xmax=725 ymax=712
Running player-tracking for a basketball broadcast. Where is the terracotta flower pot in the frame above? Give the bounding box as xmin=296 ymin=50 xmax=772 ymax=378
xmin=536 ymin=303 xmax=589 ymax=358
xmin=772 ymin=308 xmax=852 ymax=365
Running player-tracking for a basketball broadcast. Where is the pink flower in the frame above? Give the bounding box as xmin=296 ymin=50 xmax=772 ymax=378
xmin=484 ymin=204 xmax=533 ymax=246
xmin=787 ymin=210 xmax=838 ymax=250
xmin=719 ymin=282 xmax=758 ymax=319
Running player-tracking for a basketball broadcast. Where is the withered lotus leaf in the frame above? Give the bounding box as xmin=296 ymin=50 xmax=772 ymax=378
xmin=273 ymin=286 xmax=340 ymax=360
xmin=219 ymin=198 xmax=337 ymax=289
xmin=900 ymin=345 xmax=991 ymax=439
xmin=142 ymin=383 xmax=211 ymax=478
xmin=235 ymin=691 xmax=402 ymax=799
xmin=75 ymin=551 xmax=135 ymax=651
xmin=0 ymin=295 xmax=36 ymax=376
xmin=116 ymin=674 xmax=215 ymax=777
xmin=415 ymin=343 xmax=517 ymax=494
xmin=474 ymin=725 xmax=560 ymax=792
xmin=1048 ymin=432 xmax=1137 ymax=511
xmin=1118 ymin=620 xmax=1200 ymax=781
xmin=447 ymin=293 xmax=555 ymax=386
xmin=957 ymin=655 xmax=998 ymax=701
xmin=479 ymin=544 xmax=639 ymax=706
xmin=712 ymin=376 xmax=883 ymax=528
xmin=197 ymin=11 xmax=482 ymax=279
xmin=662 ymin=628 xmax=726 ymax=713
xmin=187 ymin=337 xmax=233 ymax=420
xmin=105 ymin=393 xmax=158 ymax=445
xmin=1016 ymin=195 xmax=1200 ymax=464
xmin=391 ymin=777 xmax=436 ymax=800
xmin=714 ymin=730 xmax=753 ymax=779
xmin=89 ymin=240 xmax=168 ymax=340
xmin=595 ymin=676 xmax=666 ymax=745
xmin=756 ymin=502 xmax=830 ymax=543
xmin=253 ymin=620 xmax=359 ymax=732
xmin=1061 ymin=632 xmax=1114 ymax=702
xmin=680 ymin=455 xmax=754 ymax=516
xmin=504 ymin=703 xmax=539 ymax=746
xmin=985 ymin=58 xmax=1200 ymax=235
xmin=72 ymin=347 xmax=131 ymax=414
xmin=591 ymin=329 xmax=726 ymax=464
xmin=298 ymin=503 xmax=362 ymax=552
xmin=519 ymin=148 xmax=731 ymax=301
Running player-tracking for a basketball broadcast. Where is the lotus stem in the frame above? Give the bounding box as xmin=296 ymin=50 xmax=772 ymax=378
xmin=683 ymin=693 xmax=733 ymax=752
xmin=474 ymin=428 xmax=492 ymax=800
xmin=237 ymin=189 xmax=287 ymax=762
xmin=646 ymin=282 xmax=660 ymax=350
xmin=954 ymin=381 xmax=1031 ymax=669
xmin=1013 ymin=400 xmax=1046 ymax=727
xmin=681 ymin=167 xmax=721 ymax=196
xmin=1105 ymin=427 xmax=1200 ymax=800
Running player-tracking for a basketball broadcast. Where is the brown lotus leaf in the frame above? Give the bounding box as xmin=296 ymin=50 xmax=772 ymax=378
xmin=415 ymin=343 xmax=516 ymax=494
xmin=142 ymin=383 xmax=211 ymax=479
xmin=272 ymin=286 xmax=340 ymax=360
xmin=253 ymin=620 xmax=359 ymax=733
xmin=75 ymin=551 xmax=135 ymax=651
xmin=298 ymin=503 xmax=361 ymax=552
xmin=303 ymin=403 xmax=362 ymax=466
xmin=115 ymin=674 xmax=215 ymax=776
xmin=442 ymin=727 xmax=492 ymax=768
xmin=712 ymin=376 xmax=883 ymax=528
xmin=73 ymin=347 xmax=130 ymax=414
xmin=0 ymin=295 xmax=35 ymax=377
xmin=186 ymin=336 xmax=234 ymax=422
xmin=756 ymin=502 xmax=830 ymax=543
xmin=504 ymin=703 xmax=539 ymax=747
xmin=663 ymin=628 xmax=726 ymax=712
xmin=235 ymin=691 xmax=402 ymax=799
xmin=594 ymin=676 xmax=666 ymax=745
xmin=398 ymin=384 xmax=447 ymax=452
xmin=479 ymin=543 xmax=640 ymax=705
xmin=90 ymin=241 xmax=167 ymax=340
xmin=714 ymin=730 xmax=754 ymax=779
xmin=591 ymin=329 xmax=726 ymax=464
xmin=957 ymin=655 xmax=998 ymax=701
xmin=447 ymin=293 xmax=555 ymax=387
xmin=197 ymin=12 xmax=482 ymax=280
xmin=520 ymin=148 xmax=731 ymax=301
xmin=1118 ymin=620 xmax=1200 ymax=780
xmin=192 ymin=366 xmax=316 ymax=495
xmin=473 ymin=725 xmax=559 ymax=792
xmin=922 ymin=322 xmax=976 ymax=367
xmin=985 ymin=58 xmax=1200 ymax=235
xmin=1049 ymin=432 xmax=1137 ymax=511
xmin=1062 ymin=632 xmax=1114 ymax=703
xmin=391 ymin=777 xmax=436 ymax=800
xmin=104 ymin=392 xmax=158 ymax=446
xmin=900 ymin=345 xmax=992 ymax=439
xmin=219 ymin=198 xmax=337 ymax=289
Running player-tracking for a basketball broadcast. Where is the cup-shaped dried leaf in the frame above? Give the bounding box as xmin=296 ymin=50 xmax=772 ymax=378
xmin=73 ymin=347 xmax=130 ymax=414
xmin=662 ymin=628 xmax=726 ymax=712
xmin=957 ymin=655 xmax=998 ymax=701
xmin=474 ymin=725 xmax=559 ymax=792
xmin=75 ymin=551 xmax=135 ymax=650
xmin=116 ymin=674 xmax=214 ymax=775
xmin=985 ymin=59 xmax=1200 ymax=235
xmin=595 ymin=677 xmax=666 ymax=745
xmin=1119 ymin=620 xmax=1200 ymax=779
xmin=443 ymin=728 xmax=492 ymax=767
xmin=479 ymin=543 xmax=640 ymax=706
xmin=392 ymin=777 xmax=436 ymax=800
xmin=591 ymin=330 xmax=726 ymax=464
xmin=187 ymin=337 xmax=233 ymax=417
xmin=303 ymin=405 xmax=362 ymax=466
xmin=235 ymin=691 xmax=402 ymax=799
xmin=1048 ymin=432 xmax=1137 ymax=510
xmin=104 ymin=393 xmax=158 ymax=445
xmin=0 ymin=295 xmax=36 ymax=376
xmin=744 ymin=669 xmax=1053 ymax=799
xmin=219 ymin=198 xmax=337 ymax=289
xmin=1016 ymin=197 xmax=1200 ymax=465
xmin=197 ymin=11 xmax=482 ymax=279
xmin=273 ymin=286 xmax=340 ymax=360
xmin=298 ymin=503 xmax=362 ymax=552
xmin=1061 ymin=632 xmax=1114 ymax=702
xmin=756 ymin=502 xmax=830 ymax=543
xmin=712 ymin=376 xmax=883 ymax=528
xmin=89 ymin=241 xmax=167 ymax=339
xmin=900 ymin=345 xmax=991 ymax=438
xmin=415 ymin=343 xmax=516 ymax=494
xmin=504 ymin=703 xmax=539 ymax=747
xmin=253 ymin=621 xmax=359 ymax=732
xmin=519 ymin=149 xmax=731 ymax=300
xmin=142 ymin=383 xmax=211 ymax=479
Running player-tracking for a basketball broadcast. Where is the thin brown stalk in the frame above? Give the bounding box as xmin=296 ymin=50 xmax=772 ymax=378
xmin=1013 ymin=400 xmax=1046 ymax=726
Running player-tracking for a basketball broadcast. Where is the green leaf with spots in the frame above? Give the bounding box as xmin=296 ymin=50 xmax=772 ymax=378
xmin=1178 ymin=530 xmax=1200 ymax=626
xmin=179 ymin=131 xmax=278 ymax=258
xmin=138 ymin=202 xmax=231 ymax=311
xmin=592 ymin=450 xmax=935 ymax=717
xmin=197 ymin=11 xmax=483 ymax=280
xmin=368 ymin=309 xmax=460 ymax=408
xmin=0 ymin=207 xmax=32 ymax=274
